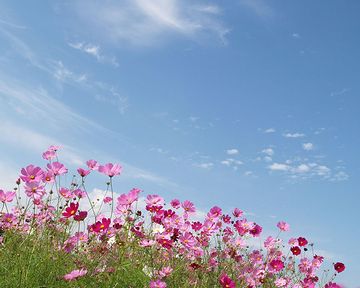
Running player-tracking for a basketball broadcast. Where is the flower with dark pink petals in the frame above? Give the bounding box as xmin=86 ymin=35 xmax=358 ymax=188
xmin=62 ymin=202 xmax=79 ymax=218
xmin=219 ymin=273 xmax=236 ymax=288
xmin=298 ymin=237 xmax=308 ymax=247
xmin=334 ymin=262 xmax=345 ymax=273
xmin=0 ymin=190 xmax=16 ymax=203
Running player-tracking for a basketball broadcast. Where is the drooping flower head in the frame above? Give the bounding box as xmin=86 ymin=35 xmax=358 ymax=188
xmin=277 ymin=221 xmax=290 ymax=232
xmin=47 ymin=162 xmax=68 ymax=176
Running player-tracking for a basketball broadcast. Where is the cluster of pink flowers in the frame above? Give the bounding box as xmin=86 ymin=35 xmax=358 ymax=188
xmin=0 ymin=146 xmax=346 ymax=287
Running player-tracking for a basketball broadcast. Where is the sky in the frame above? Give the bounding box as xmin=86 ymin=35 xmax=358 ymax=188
xmin=0 ymin=0 xmax=359 ymax=286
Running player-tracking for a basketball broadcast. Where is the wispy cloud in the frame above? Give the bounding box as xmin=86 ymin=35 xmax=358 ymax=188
xmin=284 ymin=132 xmax=305 ymax=138
xmin=194 ymin=162 xmax=214 ymax=169
xmin=52 ymin=60 xmax=87 ymax=83
xmin=68 ymin=42 xmax=119 ymax=67
xmin=72 ymin=0 xmax=229 ymax=46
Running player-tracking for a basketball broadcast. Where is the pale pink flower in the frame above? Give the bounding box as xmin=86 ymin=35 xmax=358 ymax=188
xmin=20 ymin=165 xmax=44 ymax=183
xmin=63 ymin=268 xmax=87 ymax=281
xmin=24 ymin=182 xmax=45 ymax=199
xmin=274 ymin=278 xmax=287 ymax=287
xmin=98 ymin=163 xmax=122 ymax=177
xmin=145 ymin=194 xmax=164 ymax=206
xmin=158 ymin=266 xmax=173 ymax=278
xmin=47 ymin=162 xmax=68 ymax=176
xmin=181 ymin=200 xmax=196 ymax=213
xmin=0 ymin=190 xmax=16 ymax=203
xmin=277 ymin=221 xmax=290 ymax=231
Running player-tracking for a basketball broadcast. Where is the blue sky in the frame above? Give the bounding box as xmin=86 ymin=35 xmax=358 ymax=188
xmin=0 ymin=1 xmax=359 ymax=286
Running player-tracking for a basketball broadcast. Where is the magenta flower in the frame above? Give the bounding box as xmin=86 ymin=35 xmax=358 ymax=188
xmin=74 ymin=211 xmax=88 ymax=221
xmin=63 ymin=268 xmax=87 ymax=281
xmin=325 ymin=283 xmax=343 ymax=288
xmin=20 ymin=164 xmax=44 ymax=183
xmin=42 ymin=150 xmax=56 ymax=160
xmin=0 ymin=190 xmax=16 ymax=203
xmin=117 ymin=188 xmax=141 ymax=206
xmin=219 ymin=273 xmax=236 ymax=288
xmin=233 ymin=207 xmax=243 ymax=218
xmin=47 ymin=162 xmax=68 ymax=176
xmin=98 ymin=163 xmax=122 ymax=177
xmin=170 ymin=199 xmax=180 ymax=209
xmin=179 ymin=232 xmax=197 ymax=248
xmin=62 ymin=202 xmax=79 ymax=218
xmin=149 ymin=280 xmax=167 ymax=288
xmin=277 ymin=221 xmax=290 ymax=231
xmin=270 ymin=259 xmax=285 ymax=272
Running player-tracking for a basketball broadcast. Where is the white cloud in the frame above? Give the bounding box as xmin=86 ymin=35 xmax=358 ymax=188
xmin=262 ymin=148 xmax=274 ymax=156
xmin=269 ymin=163 xmax=290 ymax=171
xmin=284 ymin=132 xmax=305 ymax=138
xmin=72 ymin=0 xmax=229 ymax=46
xmin=264 ymin=128 xmax=275 ymax=133
xmin=226 ymin=149 xmax=239 ymax=155
xmin=293 ymin=164 xmax=310 ymax=173
xmin=303 ymin=143 xmax=314 ymax=151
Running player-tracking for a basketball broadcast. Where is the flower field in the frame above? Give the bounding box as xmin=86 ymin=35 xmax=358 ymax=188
xmin=0 ymin=146 xmax=345 ymax=287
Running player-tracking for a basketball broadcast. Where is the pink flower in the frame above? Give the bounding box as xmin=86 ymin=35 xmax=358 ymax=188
xmin=158 ymin=266 xmax=173 ymax=278
xmin=233 ymin=208 xmax=243 ymax=218
xmin=90 ymin=218 xmax=111 ymax=233
xmin=325 ymin=283 xmax=343 ymax=288
xmin=63 ymin=268 xmax=87 ymax=281
xmin=98 ymin=163 xmax=122 ymax=177
xmin=59 ymin=188 xmax=74 ymax=199
xmin=170 ymin=199 xmax=180 ymax=209
xmin=20 ymin=165 xmax=44 ymax=183
xmin=73 ymin=188 xmax=87 ymax=198
xmin=274 ymin=278 xmax=287 ymax=287
xmin=47 ymin=162 xmax=68 ymax=176
xmin=103 ymin=196 xmax=112 ymax=204
xmin=42 ymin=150 xmax=56 ymax=160
xmin=86 ymin=159 xmax=99 ymax=170
xmin=117 ymin=188 xmax=141 ymax=206
xmin=149 ymin=280 xmax=167 ymax=288
xmin=181 ymin=200 xmax=196 ymax=213
xmin=77 ymin=168 xmax=90 ymax=177
xmin=180 ymin=232 xmax=197 ymax=248
xmin=269 ymin=259 xmax=285 ymax=272
xmin=145 ymin=194 xmax=164 ymax=206
xmin=219 ymin=273 xmax=236 ymax=288
xmin=277 ymin=221 xmax=290 ymax=231
xmin=24 ymin=182 xmax=45 ymax=199
xmin=0 ymin=190 xmax=16 ymax=203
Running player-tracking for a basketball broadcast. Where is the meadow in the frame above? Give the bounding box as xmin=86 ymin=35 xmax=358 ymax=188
xmin=0 ymin=146 xmax=345 ymax=287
